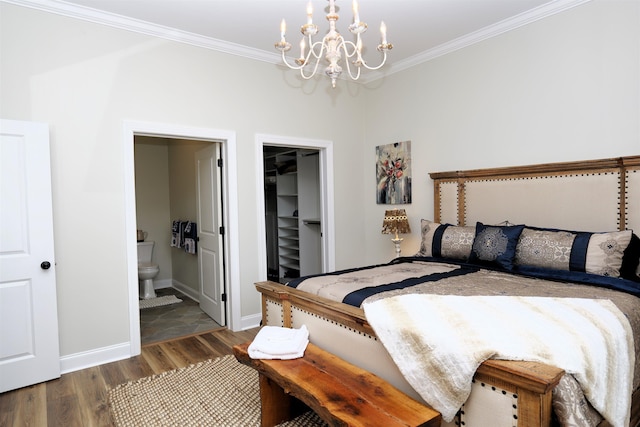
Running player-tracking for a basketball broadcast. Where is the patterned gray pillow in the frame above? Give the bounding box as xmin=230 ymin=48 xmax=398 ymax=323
xmin=416 ymin=219 xmax=441 ymax=257
xmin=515 ymin=228 xmax=576 ymax=271
xmin=515 ymin=227 xmax=632 ymax=278
xmin=440 ymin=225 xmax=475 ymax=260
xmin=416 ymin=219 xmax=474 ymax=261
xmin=585 ymin=230 xmax=632 ymax=278
xmin=552 ymin=375 xmax=602 ymax=427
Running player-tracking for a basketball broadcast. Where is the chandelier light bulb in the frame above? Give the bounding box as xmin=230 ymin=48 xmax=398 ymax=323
xmin=352 ymin=0 xmax=360 ymax=24
xmin=307 ymin=2 xmax=313 ymax=25
xmin=275 ymin=0 xmax=392 ymax=88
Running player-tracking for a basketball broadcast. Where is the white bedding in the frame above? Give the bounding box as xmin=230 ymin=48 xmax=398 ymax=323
xmin=363 ymin=294 xmax=635 ymax=427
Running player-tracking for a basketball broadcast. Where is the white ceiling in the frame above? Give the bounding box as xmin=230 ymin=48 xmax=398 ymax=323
xmin=10 ymin=0 xmax=590 ymax=81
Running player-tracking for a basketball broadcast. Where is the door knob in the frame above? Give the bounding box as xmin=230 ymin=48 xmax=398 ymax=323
xmin=41 ymin=261 xmax=51 ymax=270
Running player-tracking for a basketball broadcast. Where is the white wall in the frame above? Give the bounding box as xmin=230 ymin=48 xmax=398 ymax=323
xmin=134 ymin=137 xmax=173 ymax=284
xmin=362 ymin=0 xmax=640 ymax=264
xmin=0 ymin=3 xmax=367 ymax=360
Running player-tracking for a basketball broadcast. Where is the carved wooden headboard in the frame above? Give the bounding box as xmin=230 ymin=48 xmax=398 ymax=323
xmin=430 ymin=156 xmax=640 ymax=233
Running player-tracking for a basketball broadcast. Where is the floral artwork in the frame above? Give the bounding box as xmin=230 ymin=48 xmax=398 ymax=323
xmin=376 ymin=141 xmax=411 ymax=204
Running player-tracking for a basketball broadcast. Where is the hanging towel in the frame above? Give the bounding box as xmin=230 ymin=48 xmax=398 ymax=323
xmin=248 ymin=325 xmax=309 ymax=360
xmin=170 ymin=220 xmax=181 ymax=247
xmin=183 ymin=221 xmax=197 ymax=255
xmin=179 ymin=221 xmax=188 ymax=247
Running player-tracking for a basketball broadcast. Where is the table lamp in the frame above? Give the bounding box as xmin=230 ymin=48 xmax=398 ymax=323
xmin=381 ymin=209 xmax=411 ymax=258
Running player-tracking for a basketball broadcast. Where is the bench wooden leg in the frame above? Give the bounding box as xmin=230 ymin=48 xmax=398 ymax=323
xmin=258 ymin=374 xmax=306 ymax=427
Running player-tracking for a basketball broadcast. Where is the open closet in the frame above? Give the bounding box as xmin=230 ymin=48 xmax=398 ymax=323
xmin=263 ymin=147 xmax=322 ymax=283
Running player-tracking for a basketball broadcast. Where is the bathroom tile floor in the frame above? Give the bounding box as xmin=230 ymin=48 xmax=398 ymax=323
xmin=140 ymin=288 xmax=223 ymax=345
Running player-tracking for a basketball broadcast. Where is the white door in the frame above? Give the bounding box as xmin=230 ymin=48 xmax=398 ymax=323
xmin=195 ymin=144 xmax=225 ymax=325
xmin=0 ymin=119 xmax=60 ymax=392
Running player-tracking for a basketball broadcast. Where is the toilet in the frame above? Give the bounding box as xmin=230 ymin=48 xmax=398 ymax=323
xmin=137 ymin=241 xmax=159 ymax=299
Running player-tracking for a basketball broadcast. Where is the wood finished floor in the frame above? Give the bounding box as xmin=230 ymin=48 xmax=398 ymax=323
xmin=0 ymin=327 xmax=259 ymax=427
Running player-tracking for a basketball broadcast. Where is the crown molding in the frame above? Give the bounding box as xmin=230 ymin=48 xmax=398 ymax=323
xmin=5 ymin=0 xmax=591 ymax=82
xmin=2 ymin=0 xmax=282 ymax=63
xmin=376 ymin=0 xmax=593 ymax=82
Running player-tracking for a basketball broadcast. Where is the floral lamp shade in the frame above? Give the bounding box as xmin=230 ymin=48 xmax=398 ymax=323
xmin=381 ymin=209 xmax=411 ymax=240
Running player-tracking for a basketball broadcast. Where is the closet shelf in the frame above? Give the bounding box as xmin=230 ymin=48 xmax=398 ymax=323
xmin=279 ymin=235 xmax=299 ymax=241
xmin=280 ymin=253 xmax=300 ymax=261
xmin=280 ymin=261 xmax=300 ymax=270
xmin=279 ymin=243 xmax=298 ymax=250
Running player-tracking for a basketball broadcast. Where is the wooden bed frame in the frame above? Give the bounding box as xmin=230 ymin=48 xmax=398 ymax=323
xmin=256 ymin=155 xmax=640 ymax=427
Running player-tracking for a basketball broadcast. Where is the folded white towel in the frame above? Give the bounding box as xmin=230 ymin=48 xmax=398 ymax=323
xmin=248 ymin=325 xmax=309 ymax=360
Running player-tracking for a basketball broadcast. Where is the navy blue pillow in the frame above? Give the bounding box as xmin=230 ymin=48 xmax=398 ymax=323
xmin=620 ymin=233 xmax=640 ymax=282
xmin=469 ymin=222 xmax=525 ymax=271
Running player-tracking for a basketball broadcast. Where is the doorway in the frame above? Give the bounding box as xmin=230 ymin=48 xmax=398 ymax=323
xmin=133 ymin=137 xmax=224 ymax=344
xmin=263 ymin=146 xmax=322 ymax=282
xmin=124 ymin=121 xmax=239 ymax=357
xmin=255 ymin=134 xmax=336 ymax=283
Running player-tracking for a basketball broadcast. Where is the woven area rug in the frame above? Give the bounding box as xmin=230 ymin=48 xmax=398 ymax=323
xmin=108 ymin=354 xmax=326 ymax=426
xmin=139 ymin=295 xmax=182 ymax=310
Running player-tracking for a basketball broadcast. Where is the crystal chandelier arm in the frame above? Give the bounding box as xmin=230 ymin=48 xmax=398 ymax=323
xmin=299 ymin=40 xmax=325 ymax=80
xmin=340 ymin=38 xmax=360 ymax=58
xmin=338 ymin=38 xmax=362 ymax=81
xmin=278 ymin=38 xmax=326 ymax=81
xmin=279 ymin=49 xmax=321 ymax=78
xmin=344 ymin=25 xmax=391 ymax=72
xmin=358 ymin=20 xmax=393 ymax=71
xmin=307 ymin=37 xmax=326 ymax=61
xmin=279 ymin=49 xmax=305 ymax=70
xmin=358 ymin=49 xmax=390 ymax=71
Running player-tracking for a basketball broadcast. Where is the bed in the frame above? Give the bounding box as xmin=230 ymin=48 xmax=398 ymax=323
xmin=256 ymin=155 xmax=640 ymax=427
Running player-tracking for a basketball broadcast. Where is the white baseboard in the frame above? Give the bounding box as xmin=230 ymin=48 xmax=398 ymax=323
xmin=153 ymin=278 xmax=173 ymax=289
xmin=60 ymin=342 xmax=131 ymax=374
xmin=171 ymin=280 xmax=199 ymax=301
xmin=59 ymin=303 xmax=261 ymax=373
xmin=240 ymin=312 xmax=262 ymax=331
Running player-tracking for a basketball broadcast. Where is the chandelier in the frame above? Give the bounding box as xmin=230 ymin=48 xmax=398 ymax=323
xmin=275 ymin=0 xmax=393 ymax=88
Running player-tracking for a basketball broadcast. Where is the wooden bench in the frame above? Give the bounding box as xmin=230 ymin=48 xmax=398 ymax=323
xmin=233 ymin=341 xmax=441 ymax=427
